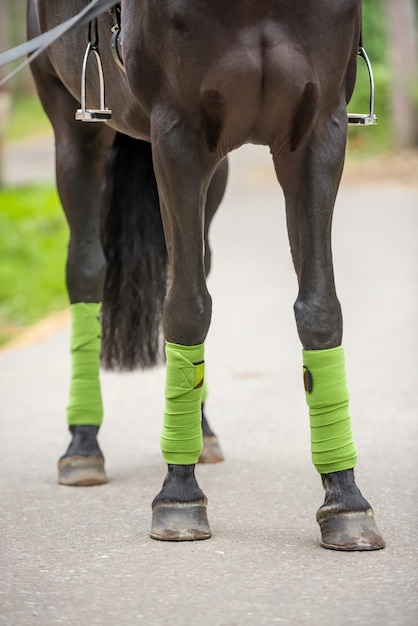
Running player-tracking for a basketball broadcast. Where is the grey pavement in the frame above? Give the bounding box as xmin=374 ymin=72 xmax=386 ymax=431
xmin=1 ymin=143 xmax=417 ymax=626
xmin=3 ymin=135 xmax=55 ymax=186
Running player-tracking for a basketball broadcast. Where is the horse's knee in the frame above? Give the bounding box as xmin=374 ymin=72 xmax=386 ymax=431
xmin=294 ymin=294 xmax=342 ymax=350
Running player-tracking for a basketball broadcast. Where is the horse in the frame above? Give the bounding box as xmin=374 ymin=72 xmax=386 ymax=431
xmin=27 ymin=0 xmax=385 ymax=550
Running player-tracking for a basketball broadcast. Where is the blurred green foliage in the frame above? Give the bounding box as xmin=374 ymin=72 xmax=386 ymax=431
xmin=6 ymin=95 xmax=52 ymax=142
xmin=347 ymin=0 xmax=390 ymax=155
xmin=0 ymin=185 xmax=68 ymax=344
xmin=363 ymin=0 xmax=388 ymax=64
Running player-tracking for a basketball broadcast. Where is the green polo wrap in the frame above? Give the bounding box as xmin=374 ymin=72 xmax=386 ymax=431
xmin=67 ymin=302 xmax=103 ymax=426
xmin=302 ymin=346 xmax=357 ymax=474
xmin=161 ymin=342 xmax=205 ymax=465
xmin=201 ymin=375 xmax=208 ymax=404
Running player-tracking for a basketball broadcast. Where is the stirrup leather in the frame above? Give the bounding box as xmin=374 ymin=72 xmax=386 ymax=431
xmin=75 ymin=41 xmax=112 ymax=122
xmin=348 ymin=47 xmax=377 ymax=126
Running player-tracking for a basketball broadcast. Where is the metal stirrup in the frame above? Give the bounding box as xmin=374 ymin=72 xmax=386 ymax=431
xmin=348 ymin=47 xmax=378 ymax=126
xmin=75 ymin=41 xmax=112 ymax=122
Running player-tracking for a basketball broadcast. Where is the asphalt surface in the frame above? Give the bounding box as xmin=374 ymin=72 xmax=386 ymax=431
xmin=1 ymin=142 xmax=417 ymax=626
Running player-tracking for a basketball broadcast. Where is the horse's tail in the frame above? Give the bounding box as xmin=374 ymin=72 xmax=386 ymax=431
xmin=100 ymin=133 xmax=167 ymax=370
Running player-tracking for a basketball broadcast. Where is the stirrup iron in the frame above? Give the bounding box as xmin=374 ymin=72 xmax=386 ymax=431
xmin=75 ymin=42 xmax=112 ymax=122
xmin=348 ymin=47 xmax=377 ymax=126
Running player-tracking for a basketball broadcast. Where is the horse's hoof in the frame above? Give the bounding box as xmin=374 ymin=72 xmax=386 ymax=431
xmin=57 ymin=455 xmax=108 ymax=486
xmin=198 ymin=435 xmax=224 ymax=464
xmin=150 ymin=499 xmax=211 ymax=541
xmin=317 ymin=509 xmax=385 ymax=551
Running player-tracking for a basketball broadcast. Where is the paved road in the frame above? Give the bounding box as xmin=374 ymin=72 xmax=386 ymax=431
xmin=3 ymin=135 xmax=55 ymax=186
xmin=1 ymin=144 xmax=417 ymax=626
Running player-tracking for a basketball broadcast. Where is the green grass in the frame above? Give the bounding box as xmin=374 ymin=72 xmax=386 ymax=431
xmin=0 ymin=184 xmax=68 ymax=345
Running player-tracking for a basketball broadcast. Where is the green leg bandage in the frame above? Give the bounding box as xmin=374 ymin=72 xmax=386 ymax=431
xmin=201 ymin=376 xmax=208 ymax=405
xmin=67 ymin=302 xmax=103 ymax=427
xmin=161 ymin=342 xmax=205 ymax=465
xmin=302 ymin=346 xmax=357 ymax=474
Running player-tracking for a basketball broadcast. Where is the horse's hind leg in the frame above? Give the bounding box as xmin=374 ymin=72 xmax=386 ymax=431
xmin=57 ymin=120 xmax=115 ymax=486
xmin=57 ymin=117 xmax=115 ymax=485
xmin=199 ymin=158 xmax=228 ymax=464
xmin=31 ymin=60 xmax=114 ymax=486
xmin=274 ymin=110 xmax=385 ymax=550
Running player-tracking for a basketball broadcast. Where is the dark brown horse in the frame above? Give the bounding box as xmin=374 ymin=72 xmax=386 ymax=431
xmin=27 ymin=0 xmax=385 ymax=550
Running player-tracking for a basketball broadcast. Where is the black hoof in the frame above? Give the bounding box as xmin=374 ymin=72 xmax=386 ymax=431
xmin=318 ymin=509 xmax=386 ymax=551
xmin=57 ymin=455 xmax=108 ymax=486
xmin=150 ymin=499 xmax=211 ymax=541
xmin=198 ymin=435 xmax=224 ymax=464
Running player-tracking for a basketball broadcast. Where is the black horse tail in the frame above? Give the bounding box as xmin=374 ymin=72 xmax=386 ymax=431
xmin=100 ymin=133 xmax=167 ymax=370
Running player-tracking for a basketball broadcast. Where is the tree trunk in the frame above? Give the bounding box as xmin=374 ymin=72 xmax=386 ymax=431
xmin=384 ymin=0 xmax=418 ymax=147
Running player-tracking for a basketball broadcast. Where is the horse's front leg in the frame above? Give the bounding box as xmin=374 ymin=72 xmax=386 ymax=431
xmin=275 ymin=110 xmax=385 ymax=551
xmin=149 ymin=115 xmax=216 ymax=540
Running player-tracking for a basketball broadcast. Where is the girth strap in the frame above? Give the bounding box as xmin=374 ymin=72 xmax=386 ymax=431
xmin=109 ymin=4 xmax=125 ymax=72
